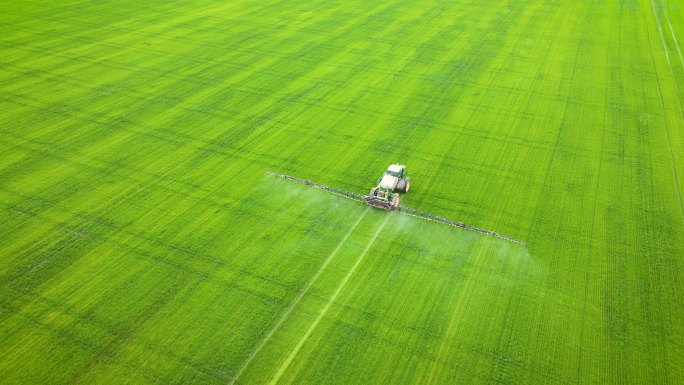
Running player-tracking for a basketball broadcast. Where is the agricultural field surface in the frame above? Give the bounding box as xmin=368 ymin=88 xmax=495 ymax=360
xmin=1 ymin=0 xmax=683 ymax=384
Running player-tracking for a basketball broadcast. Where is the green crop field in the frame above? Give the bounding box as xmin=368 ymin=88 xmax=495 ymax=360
xmin=1 ymin=0 xmax=683 ymax=384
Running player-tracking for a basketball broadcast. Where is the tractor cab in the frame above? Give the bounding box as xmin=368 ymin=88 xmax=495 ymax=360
xmin=365 ymin=164 xmax=411 ymax=210
xmin=385 ymin=164 xmax=405 ymax=178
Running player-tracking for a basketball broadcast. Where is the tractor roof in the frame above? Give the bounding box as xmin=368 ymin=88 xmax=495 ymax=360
xmin=387 ymin=164 xmax=404 ymax=172
xmin=379 ymin=174 xmax=397 ymax=189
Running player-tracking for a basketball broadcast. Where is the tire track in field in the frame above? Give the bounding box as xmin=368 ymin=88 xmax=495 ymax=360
xmin=576 ymin=4 xmax=616 ymax=382
xmin=657 ymin=0 xmax=684 ymax=68
xmin=527 ymin=0 xmax=590 ymax=244
xmin=650 ymin=0 xmax=672 ymax=65
xmin=650 ymin=0 xmax=684 ymax=104
xmin=267 ymin=214 xmax=391 ymax=385
xmin=227 ymin=208 xmax=369 ymax=385
xmin=643 ymin=0 xmax=684 ymax=226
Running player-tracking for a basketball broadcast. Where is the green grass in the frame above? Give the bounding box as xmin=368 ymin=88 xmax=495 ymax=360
xmin=1 ymin=0 xmax=683 ymax=384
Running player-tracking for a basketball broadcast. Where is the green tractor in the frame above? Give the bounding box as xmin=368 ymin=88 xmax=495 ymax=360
xmin=364 ymin=164 xmax=410 ymax=210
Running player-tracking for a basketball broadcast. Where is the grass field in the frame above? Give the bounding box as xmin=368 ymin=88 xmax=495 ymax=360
xmin=1 ymin=0 xmax=683 ymax=384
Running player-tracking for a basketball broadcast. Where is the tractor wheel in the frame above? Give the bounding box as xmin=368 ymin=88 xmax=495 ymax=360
xmin=391 ymin=193 xmax=400 ymax=207
xmin=370 ymin=188 xmax=377 ymax=197
xmin=403 ymin=178 xmax=411 ymax=192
